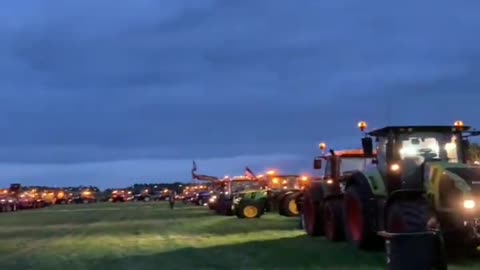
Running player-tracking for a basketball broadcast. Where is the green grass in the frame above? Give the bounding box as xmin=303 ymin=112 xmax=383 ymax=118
xmin=0 ymin=203 xmax=478 ymax=270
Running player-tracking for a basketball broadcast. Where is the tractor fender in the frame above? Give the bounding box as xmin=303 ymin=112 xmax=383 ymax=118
xmin=345 ymin=171 xmax=375 ymax=199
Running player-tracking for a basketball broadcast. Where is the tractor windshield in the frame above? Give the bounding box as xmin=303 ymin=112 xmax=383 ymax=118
xmin=397 ymin=132 xmax=460 ymax=163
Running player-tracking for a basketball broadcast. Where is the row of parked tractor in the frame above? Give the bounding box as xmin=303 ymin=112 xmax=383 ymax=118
xmin=0 ymin=184 xmax=179 ymax=213
xmin=0 ymin=184 xmax=98 ymax=213
xmin=191 ymin=120 xmax=480 ymax=269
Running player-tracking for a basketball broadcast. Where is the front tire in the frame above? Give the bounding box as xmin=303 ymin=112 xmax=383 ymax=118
xmin=281 ymin=194 xmax=300 ymax=217
xmin=303 ymin=184 xmax=324 ymax=236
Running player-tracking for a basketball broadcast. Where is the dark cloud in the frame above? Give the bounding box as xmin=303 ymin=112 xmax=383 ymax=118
xmin=0 ymin=1 xmax=479 ymax=185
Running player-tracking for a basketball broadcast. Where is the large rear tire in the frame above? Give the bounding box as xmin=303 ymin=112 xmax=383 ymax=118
xmin=302 ymin=183 xmax=324 ymax=236
xmin=343 ymin=184 xmax=381 ymax=250
xmin=281 ymin=194 xmax=300 ymax=217
xmin=324 ymin=198 xmax=345 ymax=242
xmin=236 ymin=201 xmax=264 ymax=219
xmin=386 ymin=198 xmax=432 ymax=233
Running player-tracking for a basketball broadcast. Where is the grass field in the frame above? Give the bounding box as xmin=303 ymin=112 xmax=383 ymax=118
xmin=0 ymin=202 xmax=478 ymax=270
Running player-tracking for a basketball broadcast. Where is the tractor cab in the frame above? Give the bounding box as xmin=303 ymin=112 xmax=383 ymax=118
xmin=358 ymin=121 xmax=478 ymax=193
xmin=314 ymin=145 xmax=376 ymax=179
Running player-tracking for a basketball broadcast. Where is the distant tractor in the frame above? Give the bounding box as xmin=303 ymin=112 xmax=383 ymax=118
xmin=216 ymin=177 xmax=262 ymax=216
xmin=0 ymin=189 xmax=18 ymax=212
xmin=111 ymin=190 xmax=133 ymax=202
xmin=8 ymin=184 xmax=46 ymax=209
xmin=72 ymin=189 xmax=97 ymax=204
xmin=302 ymin=146 xmax=375 ymax=241
xmin=231 ymin=170 xmax=308 ymax=219
xmin=311 ymin=121 xmax=480 ymax=255
xmin=134 ymin=189 xmax=152 ymax=202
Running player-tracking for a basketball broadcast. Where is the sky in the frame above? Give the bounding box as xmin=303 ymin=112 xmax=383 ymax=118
xmin=1 ymin=0 xmax=480 ymax=188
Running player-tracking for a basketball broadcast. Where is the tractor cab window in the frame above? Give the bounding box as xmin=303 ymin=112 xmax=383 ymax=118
xmin=376 ymin=137 xmax=389 ymax=173
xmin=340 ymin=158 xmax=373 ymax=174
xmin=324 ymin=158 xmax=332 ymax=178
xmin=398 ymin=132 xmax=459 ymax=163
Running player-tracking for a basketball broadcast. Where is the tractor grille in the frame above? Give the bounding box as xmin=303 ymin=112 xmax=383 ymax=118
xmin=446 ymin=167 xmax=480 ymax=194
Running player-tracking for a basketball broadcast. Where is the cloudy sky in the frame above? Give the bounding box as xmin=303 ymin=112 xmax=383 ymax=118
xmin=1 ymin=0 xmax=479 ymax=188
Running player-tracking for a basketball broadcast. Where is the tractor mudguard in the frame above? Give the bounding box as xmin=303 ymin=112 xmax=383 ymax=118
xmin=345 ymin=172 xmax=375 ymax=199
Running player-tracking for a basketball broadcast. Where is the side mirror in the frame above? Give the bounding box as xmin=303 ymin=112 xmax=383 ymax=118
xmin=361 ymin=137 xmax=373 ymax=156
xmin=313 ymin=158 xmax=322 ymax=169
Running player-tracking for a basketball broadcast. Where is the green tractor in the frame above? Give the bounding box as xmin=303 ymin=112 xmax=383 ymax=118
xmin=232 ymin=188 xmax=269 ymax=218
xmin=337 ymin=121 xmax=480 ymax=252
xmin=232 ymin=168 xmax=307 ymax=219
xmin=215 ymin=177 xmax=263 ymax=216
xmin=302 ymin=146 xmax=375 ymax=241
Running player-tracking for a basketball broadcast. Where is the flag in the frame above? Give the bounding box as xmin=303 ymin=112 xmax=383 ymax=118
xmin=245 ymin=167 xmax=256 ymax=179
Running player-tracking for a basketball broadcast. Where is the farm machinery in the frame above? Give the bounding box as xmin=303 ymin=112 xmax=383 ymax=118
xmin=216 ymin=176 xmax=263 ymax=216
xmin=71 ymin=189 xmax=97 ymax=203
xmin=302 ymin=144 xmax=375 ymax=241
xmin=0 ymin=189 xmax=18 ymax=212
xmin=133 ymin=189 xmax=153 ymax=202
xmin=303 ymin=120 xmax=480 ymax=267
xmin=8 ymin=184 xmax=47 ymax=209
xmin=41 ymin=189 xmax=73 ymax=205
xmin=189 ymin=160 xmax=218 ymax=206
xmin=110 ymin=190 xmax=134 ymax=202
xmin=230 ymin=168 xmax=309 ymax=219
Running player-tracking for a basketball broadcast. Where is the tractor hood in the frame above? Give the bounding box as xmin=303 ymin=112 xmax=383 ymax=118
xmin=425 ymin=162 xmax=480 ymax=195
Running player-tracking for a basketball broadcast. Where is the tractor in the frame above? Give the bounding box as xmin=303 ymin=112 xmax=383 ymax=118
xmin=0 ymin=189 xmax=18 ymax=212
xmin=72 ymin=189 xmax=97 ymax=203
xmin=8 ymin=184 xmax=46 ymax=209
xmin=231 ymin=168 xmax=307 ymax=219
xmin=110 ymin=190 xmax=134 ymax=202
xmin=217 ymin=177 xmax=263 ymax=216
xmin=134 ymin=189 xmax=152 ymax=202
xmin=338 ymin=121 xmax=480 ymax=253
xmin=302 ymin=144 xmax=375 ymax=241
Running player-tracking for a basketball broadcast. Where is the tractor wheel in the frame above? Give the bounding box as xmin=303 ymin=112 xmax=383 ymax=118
xmin=386 ymin=198 xmax=432 ymax=233
xmin=343 ymin=184 xmax=380 ymax=250
xmin=277 ymin=193 xmax=288 ymax=216
xmin=236 ymin=201 xmax=264 ymax=219
xmin=302 ymin=184 xmax=324 ymax=236
xmin=281 ymin=194 xmax=300 ymax=217
xmin=324 ymin=199 xmax=344 ymax=242
xmin=386 ymin=198 xmax=447 ymax=270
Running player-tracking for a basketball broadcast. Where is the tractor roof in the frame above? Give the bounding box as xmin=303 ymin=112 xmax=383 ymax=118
xmin=367 ymin=126 xmax=471 ymax=137
xmin=321 ymin=149 xmax=376 ymax=158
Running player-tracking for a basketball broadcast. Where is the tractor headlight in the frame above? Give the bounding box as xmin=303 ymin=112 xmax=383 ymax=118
xmin=463 ymin=200 xmax=475 ymax=209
